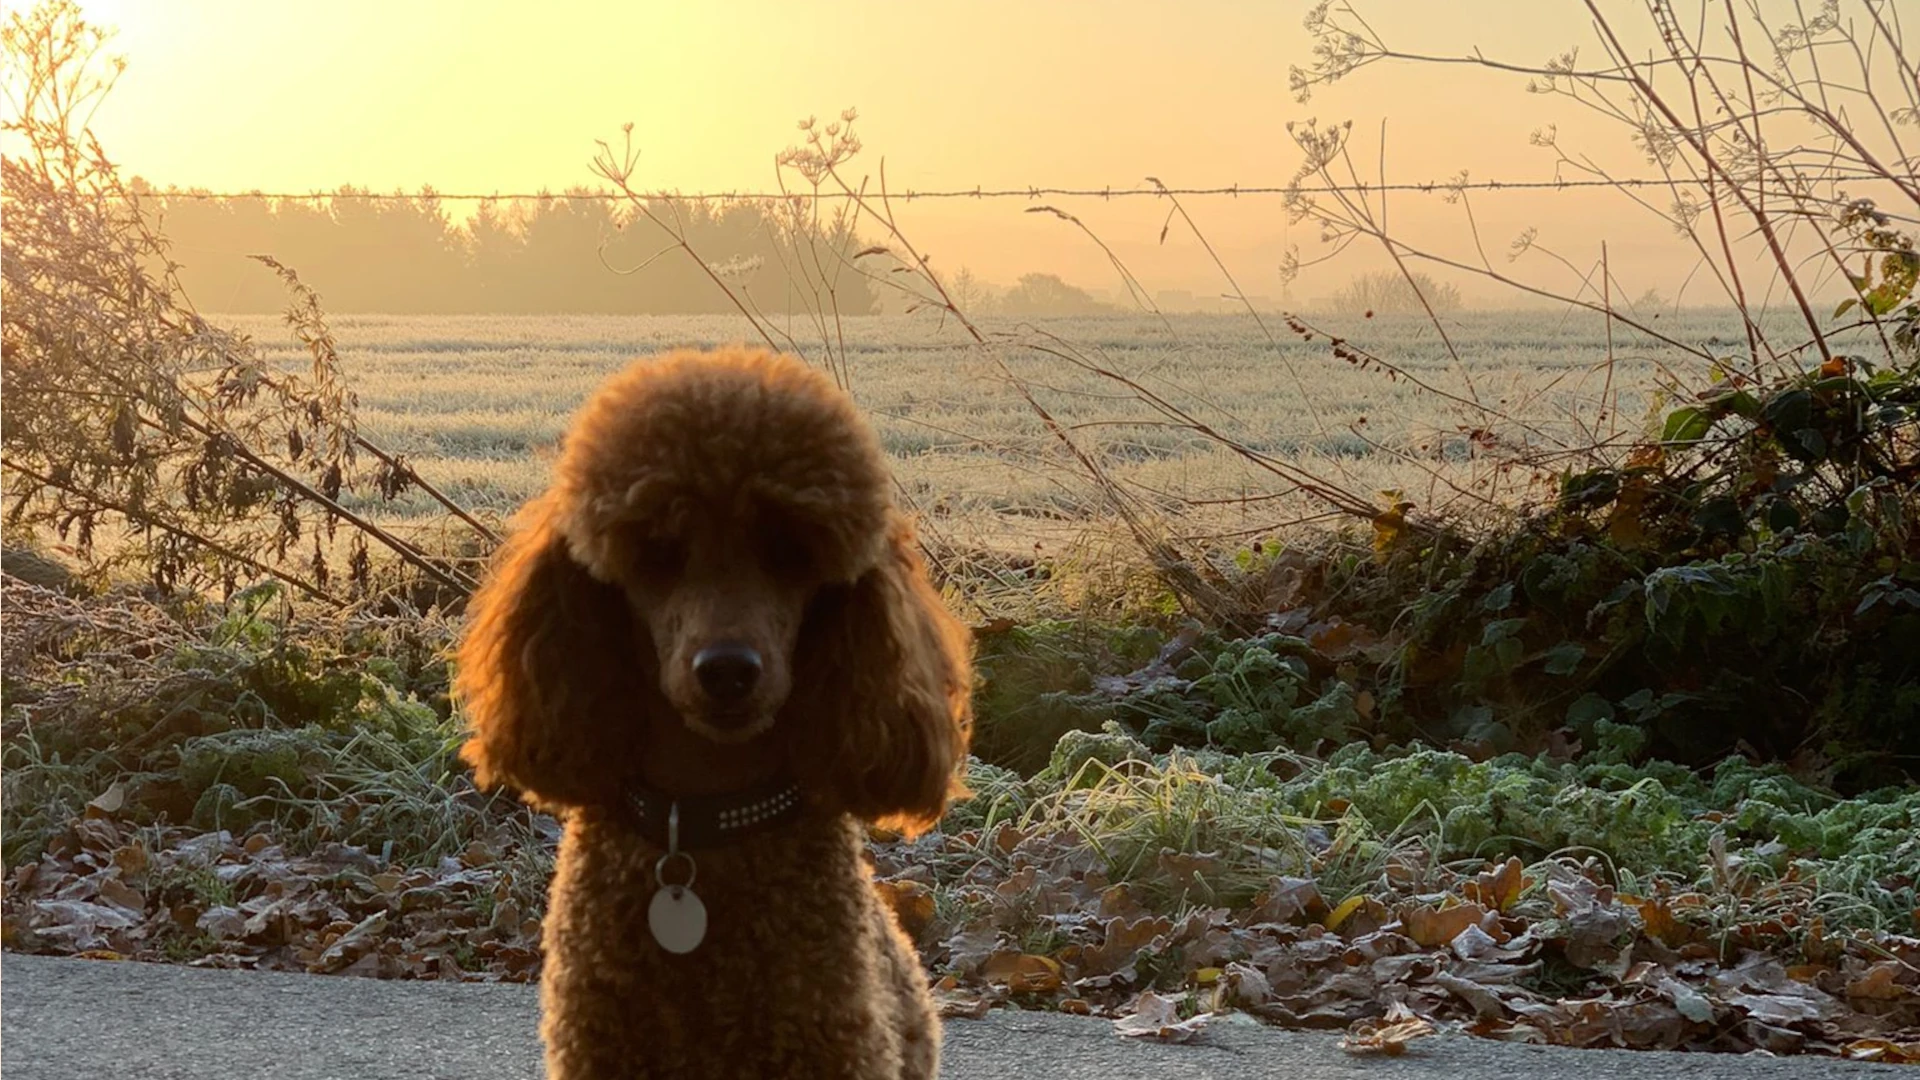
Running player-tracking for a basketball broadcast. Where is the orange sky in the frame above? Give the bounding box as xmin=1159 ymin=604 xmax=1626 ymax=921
xmin=63 ymin=1 xmax=1856 ymax=307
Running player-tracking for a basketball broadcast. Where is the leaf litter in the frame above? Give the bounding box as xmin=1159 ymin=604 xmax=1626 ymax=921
xmin=4 ymin=784 xmax=1918 ymax=1062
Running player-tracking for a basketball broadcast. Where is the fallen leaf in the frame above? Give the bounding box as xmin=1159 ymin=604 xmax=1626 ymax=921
xmin=1843 ymin=1038 xmax=1920 ymax=1064
xmin=1324 ymin=894 xmax=1367 ymax=932
xmin=1077 ymin=914 xmax=1175 ymax=976
xmin=1461 ymin=857 xmax=1529 ymax=913
xmin=981 ymin=951 xmax=1064 ymax=994
xmin=1623 ymin=894 xmax=1693 ymax=947
xmin=310 ymin=911 xmax=389 ymax=974
xmin=936 ymin=983 xmax=998 ymax=1014
xmin=1340 ymin=1001 xmax=1436 ymax=1055
xmin=1844 ymin=962 xmax=1909 ymax=1001
xmin=1403 ymin=901 xmax=1491 ymax=948
xmin=1253 ymin=877 xmax=1328 ymax=924
xmin=94 ymin=875 xmax=146 ymax=916
xmin=195 ymin=905 xmax=247 ymax=941
xmin=1214 ymin=961 xmax=1271 ymax=1009
xmin=943 ymin=922 xmax=1002 ymax=975
xmin=1113 ymin=991 xmax=1211 ymax=1043
xmin=85 ymin=781 xmax=126 ymax=819
xmin=1431 ymin=971 xmax=1506 ymax=1018
xmin=1726 ymin=991 xmax=1833 ymax=1026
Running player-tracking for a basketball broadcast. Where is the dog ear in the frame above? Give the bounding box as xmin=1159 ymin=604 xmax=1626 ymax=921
xmin=455 ymin=499 xmax=650 ymax=811
xmin=788 ymin=514 xmax=973 ymax=834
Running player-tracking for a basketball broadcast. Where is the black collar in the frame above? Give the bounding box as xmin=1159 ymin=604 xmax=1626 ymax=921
xmin=624 ymin=776 xmax=806 ymax=850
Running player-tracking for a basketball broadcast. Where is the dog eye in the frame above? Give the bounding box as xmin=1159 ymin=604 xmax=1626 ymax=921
xmin=630 ymin=535 xmax=685 ymax=577
xmin=760 ymin=535 xmax=814 ymax=578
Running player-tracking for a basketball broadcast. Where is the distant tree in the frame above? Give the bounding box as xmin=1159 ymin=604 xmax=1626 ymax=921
xmin=996 ymin=272 xmax=1113 ymax=316
xmin=946 ymin=266 xmax=997 ymax=314
xmin=1326 ymin=270 xmax=1463 ymax=314
xmin=464 ymin=197 xmax=525 ymax=305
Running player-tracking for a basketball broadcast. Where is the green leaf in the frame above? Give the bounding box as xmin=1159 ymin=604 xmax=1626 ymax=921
xmin=1482 ymin=582 xmax=1515 ymax=612
xmin=1723 ymin=391 xmax=1763 ymax=420
xmin=1660 ymin=405 xmax=1713 ymax=444
xmin=1481 ymin=618 xmax=1527 ymax=645
xmin=1834 ymin=298 xmax=1859 ymax=318
xmin=1692 ymin=496 xmax=1745 ymax=538
xmin=1763 ymin=497 xmax=1801 ymax=534
xmin=1790 ymin=427 xmax=1827 ymax=461
xmin=1761 ymin=389 xmax=1812 ymax=432
xmin=1541 ymin=641 xmax=1585 ymax=676
xmin=1560 ymin=469 xmax=1619 ymax=509
xmin=1565 ymin=692 xmax=1614 ymax=727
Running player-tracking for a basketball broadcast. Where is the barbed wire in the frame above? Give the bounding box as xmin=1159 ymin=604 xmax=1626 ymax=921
xmin=144 ymin=176 xmax=1754 ymax=203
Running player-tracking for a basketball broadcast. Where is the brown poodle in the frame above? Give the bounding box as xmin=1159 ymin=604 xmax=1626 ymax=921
xmin=455 ymin=346 xmax=972 ymax=1079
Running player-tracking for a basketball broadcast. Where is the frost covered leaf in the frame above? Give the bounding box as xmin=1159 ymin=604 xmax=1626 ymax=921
xmin=1215 ymin=961 xmax=1272 ymax=1009
xmin=1339 ymin=1001 xmax=1436 ymax=1055
xmin=1114 ymin=991 xmax=1211 ymax=1042
xmin=1252 ymin=876 xmax=1328 ymax=924
xmin=84 ymin=781 xmax=126 ymax=818
xmin=934 ymin=985 xmax=994 ymax=1020
xmin=311 ymin=911 xmax=389 ymax=974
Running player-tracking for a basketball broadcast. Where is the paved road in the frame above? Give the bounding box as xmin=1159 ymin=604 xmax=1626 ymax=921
xmin=2 ymin=952 xmax=1906 ymax=1079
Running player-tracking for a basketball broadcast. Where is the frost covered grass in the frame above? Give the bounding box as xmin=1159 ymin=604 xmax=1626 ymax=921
xmin=221 ymin=309 xmax=1791 ymax=552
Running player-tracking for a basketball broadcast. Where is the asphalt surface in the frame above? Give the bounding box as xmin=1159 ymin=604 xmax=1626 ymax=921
xmin=1 ymin=951 xmax=1908 ymax=1079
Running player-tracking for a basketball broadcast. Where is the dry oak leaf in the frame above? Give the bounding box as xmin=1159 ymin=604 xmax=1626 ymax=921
xmin=1078 ymin=914 xmax=1175 ymax=976
xmin=93 ymin=875 xmax=146 ymax=916
xmin=942 ymin=922 xmax=1002 ymax=976
xmin=981 ymin=951 xmax=1065 ymax=994
xmin=1213 ymin=961 xmax=1272 ymax=1010
xmin=1114 ymin=991 xmax=1212 ymax=1043
xmin=1402 ymin=901 xmax=1494 ymax=949
xmin=1339 ymin=1001 xmax=1436 ymax=1055
xmin=1252 ymin=876 xmax=1329 ymax=925
xmin=1460 ymin=857 xmax=1530 ymax=913
xmin=1621 ymin=893 xmax=1695 ymax=947
xmin=1845 ymin=962 xmax=1912 ymax=1002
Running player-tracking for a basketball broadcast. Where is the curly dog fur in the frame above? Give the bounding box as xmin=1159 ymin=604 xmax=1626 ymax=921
xmin=455 ymin=346 xmax=972 ymax=1079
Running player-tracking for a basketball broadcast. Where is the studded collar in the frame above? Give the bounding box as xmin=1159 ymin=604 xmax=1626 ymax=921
xmin=624 ymin=776 xmax=805 ymax=850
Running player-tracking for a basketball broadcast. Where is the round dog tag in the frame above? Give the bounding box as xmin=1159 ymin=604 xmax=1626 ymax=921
xmin=648 ymin=885 xmax=707 ymax=954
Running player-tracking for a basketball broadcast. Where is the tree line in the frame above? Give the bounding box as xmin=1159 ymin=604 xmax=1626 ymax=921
xmin=139 ymin=183 xmax=882 ymax=315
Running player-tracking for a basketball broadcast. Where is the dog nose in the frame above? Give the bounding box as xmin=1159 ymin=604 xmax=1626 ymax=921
xmin=693 ymin=644 xmax=762 ymax=702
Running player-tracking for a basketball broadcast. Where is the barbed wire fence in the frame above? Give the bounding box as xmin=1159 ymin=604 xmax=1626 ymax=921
xmin=137 ymin=173 xmax=1885 ymax=204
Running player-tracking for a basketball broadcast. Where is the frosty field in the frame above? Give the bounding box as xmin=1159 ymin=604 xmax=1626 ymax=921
xmin=225 ymin=309 xmax=1799 ymax=554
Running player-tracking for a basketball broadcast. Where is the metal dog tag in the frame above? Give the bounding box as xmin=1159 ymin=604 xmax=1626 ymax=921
xmin=649 ymin=802 xmax=706 ymax=953
xmin=649 ymin=885 xmax=707 ymax=953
